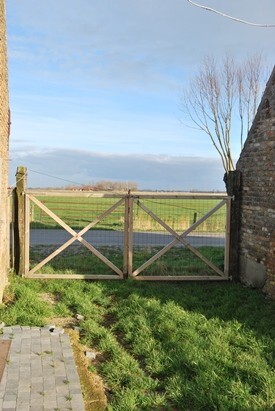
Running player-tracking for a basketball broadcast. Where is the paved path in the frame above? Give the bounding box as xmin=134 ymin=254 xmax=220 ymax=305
xmin=0 ymin=326 xmax=85 ymax=411
xmin=29 ymin=229 xmax=225 ymax=248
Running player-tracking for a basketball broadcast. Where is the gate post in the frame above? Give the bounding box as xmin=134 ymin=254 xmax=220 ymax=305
xmin=123 ymin=191 xmax=133 ymax=279
xmin=226 ymin=170 xmax=241 ymax=281
xmin=14 ymin=166 xmax=27 ymax=276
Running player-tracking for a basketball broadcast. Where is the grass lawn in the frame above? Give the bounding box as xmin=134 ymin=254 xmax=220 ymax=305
xmin=1 ymin=276 xmax=275 ymax=410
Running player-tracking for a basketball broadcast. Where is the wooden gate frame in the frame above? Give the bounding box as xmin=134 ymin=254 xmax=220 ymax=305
xmin=127 ymin=194 xmax=231 ymax=281
xmin=20 ymin=190 xmax=231 ymax=281
xmin=23 ymin=191 xmax=128 ymax=279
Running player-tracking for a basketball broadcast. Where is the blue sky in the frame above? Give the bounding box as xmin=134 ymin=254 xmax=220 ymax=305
xmin=6 ymin=0 xmax=275 ymax=190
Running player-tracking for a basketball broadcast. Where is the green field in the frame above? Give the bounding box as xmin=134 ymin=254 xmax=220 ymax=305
xmin=29 ymin=196 xmax=227 ymax=233
xmin=2 ymin=277 xmax=275 ymax=410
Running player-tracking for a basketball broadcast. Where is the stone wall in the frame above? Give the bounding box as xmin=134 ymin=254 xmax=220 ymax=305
xmin=236 ymin=67 xmax=275 ymax=296
xmin=0 ymin=0 xmax=10 ymax=300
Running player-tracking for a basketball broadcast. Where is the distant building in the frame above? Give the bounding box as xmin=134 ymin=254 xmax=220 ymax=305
xmin=0 ymin=0 xmax=10 ymax=300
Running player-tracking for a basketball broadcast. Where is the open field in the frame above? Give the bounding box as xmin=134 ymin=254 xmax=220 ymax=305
xmin=1 ymin=277 xmax=275 ymax=410
xmin=28 ymin=195 xmax=227 ymax=233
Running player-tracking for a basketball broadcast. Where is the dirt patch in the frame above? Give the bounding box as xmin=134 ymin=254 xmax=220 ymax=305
xmin=0 ymin=340 xmax=11 ymax=382
xmin=66 ymin=329 xmax=107 ymax=411
xmin=46 ymin=316 xmax=77 ymax=328
xmin=39 ymin=292 xmax=59 ymax=305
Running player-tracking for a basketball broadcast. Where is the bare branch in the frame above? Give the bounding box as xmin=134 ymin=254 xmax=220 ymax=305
xmin=179 ymin=53 xmax=267 ymax=173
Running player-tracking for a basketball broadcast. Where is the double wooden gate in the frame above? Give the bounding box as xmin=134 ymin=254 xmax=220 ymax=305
xmin=14 ymin=189 xmax=231 ymax=281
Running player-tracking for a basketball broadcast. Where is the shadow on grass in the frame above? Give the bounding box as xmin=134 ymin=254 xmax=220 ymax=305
xmin=98 ymin=280 xmax=275 ymax=340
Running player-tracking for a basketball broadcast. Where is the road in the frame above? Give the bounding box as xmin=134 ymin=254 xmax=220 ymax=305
xmin=29 ymin=229 xmax=225 ymax=248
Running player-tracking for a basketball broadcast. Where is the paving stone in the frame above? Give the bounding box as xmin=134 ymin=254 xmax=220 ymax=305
xmin=0 ymin=326 xmax=85 ymax=410
xmin=43 ymin=403 xmax=58 ymax=410
xmin=2 ymin=400 xmax=17 ymax=408
xmin=3 ymin=394 xmax=17 ymax=401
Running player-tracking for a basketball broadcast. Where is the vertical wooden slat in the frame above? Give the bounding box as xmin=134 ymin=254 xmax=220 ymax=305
xmin=10 ymin=190 xmax=15 ymax=270
xmin=128 ymin=196 xmax=134 ymax=277
xmin=24 ymin=194 xmax=30 ymax=277
xmin=123 ymin=194 xmax=129 ymax=278
xmin=14 ymin=166 xmax=27 ymax=276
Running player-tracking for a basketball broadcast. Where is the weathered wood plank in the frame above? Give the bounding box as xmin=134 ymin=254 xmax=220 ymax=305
xmin=133 ymin=276 xmax=229 ymax=281
xmin=24 ymin=194 xmax=30 ymax=277
xmin=27 ymin=274 xmax=122 ymax=280
xmin=25 ymin=189 xmax=228 ymax=200
xmin=14 ymin=166 xmax=27 ymax=276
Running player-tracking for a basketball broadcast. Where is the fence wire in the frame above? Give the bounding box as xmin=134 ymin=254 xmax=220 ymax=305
xmin=28 ymin=194 xmax=125 ymax=276
xmin=131 ymin=196 xmax=227 ymax=277
xmin=13 ymin=190 xmax=229 ymax=279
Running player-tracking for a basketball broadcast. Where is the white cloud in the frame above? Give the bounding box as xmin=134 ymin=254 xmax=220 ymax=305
xmin=7 ymin=0 xmax=275 ymax=91
xmin=9 ymin=148 xmax=225 ymax=191
xmin=6 ymin=0 xmax=275 ymax=192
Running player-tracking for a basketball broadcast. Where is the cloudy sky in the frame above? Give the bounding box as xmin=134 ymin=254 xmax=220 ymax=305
xmin=6 ymin=0 xmax=275 ymax=190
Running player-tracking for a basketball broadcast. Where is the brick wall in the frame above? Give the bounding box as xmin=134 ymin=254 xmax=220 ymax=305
xmin=236 ymin=67 xmax=275 ymax=296
xmin=0 ymin=0 xmax=9 ymax=300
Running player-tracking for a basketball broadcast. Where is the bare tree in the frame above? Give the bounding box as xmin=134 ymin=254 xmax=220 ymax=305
xmin=180 ymin=54 xmax=266 ymax=173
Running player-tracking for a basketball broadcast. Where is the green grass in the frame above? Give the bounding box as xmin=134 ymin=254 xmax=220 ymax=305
xmin=29 ymin=245 xmax=224 ymax=276
xmin=29 ymin=196 xmax=226 ymax=233
xmin=1 ymin=276 xmax=275 ymax=410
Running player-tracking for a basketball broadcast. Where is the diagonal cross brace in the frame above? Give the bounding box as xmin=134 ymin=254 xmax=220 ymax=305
xmin=132 ymin=199 xmax=226 ymax=277
xmin=27 ymin=195 xmax=124 ymax=276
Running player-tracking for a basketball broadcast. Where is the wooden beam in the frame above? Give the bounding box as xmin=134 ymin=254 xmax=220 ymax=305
xmin=133 ymin=276 xmax=229 ymax=281
xmin=27 ymin=274 xmax=122 ymax=280
xmin=14 ymin=166 xmax=27 ymax=276
xmin=24 ymin=194 xmax=30 ymax=277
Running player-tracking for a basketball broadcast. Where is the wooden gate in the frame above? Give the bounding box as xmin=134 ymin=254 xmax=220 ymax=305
xmin=127 ymin=194 xmax=230 ymax=281
xmin=15 ymin=187 xmax=231 ymax=280
xmin=23 ymin=191 xmax=128 ymax=279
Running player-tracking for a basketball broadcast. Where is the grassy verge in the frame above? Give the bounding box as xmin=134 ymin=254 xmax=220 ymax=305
xmin=1 ymin=277 xmax=275 ymax=410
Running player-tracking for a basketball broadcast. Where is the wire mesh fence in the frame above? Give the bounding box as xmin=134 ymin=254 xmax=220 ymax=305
xmin=130 ymin=195 xmax=228 ymax=279
xmin=26 ymin=192 xmax=126 ymax=277
xmin=13 ymin=190 xmax=230 ymax=280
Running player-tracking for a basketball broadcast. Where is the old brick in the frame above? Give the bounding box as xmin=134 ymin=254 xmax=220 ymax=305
xmin=0 ymin=0 xmax=10 ymax=301
xmin=236 ymin=67 xmax=275 ymax=296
